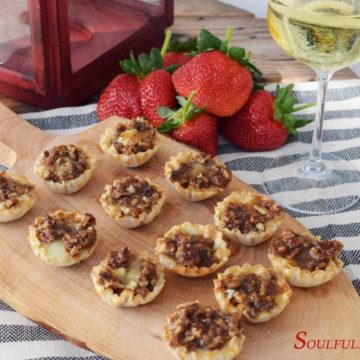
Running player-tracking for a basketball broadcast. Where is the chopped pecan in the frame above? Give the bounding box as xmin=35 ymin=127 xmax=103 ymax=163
xmin=35 ymin=212 xmax=96 ymax=256
xmin=219 ymin=272 xmax=280 ymax=318
xmin=165 ymin=233 xmax=216 ymax=268
xmin=221 ymin=197 xmax=282 ymax=233
xmin=269 ymin=230 xmax=343 ymax=271
xmin=107 ymin=247 xmax=133 ymax=269
xmin=0 ymin=172 xmax=34 ymax=209
xmin=109 ymin=176 xmax=161 ymax=218
xmin=170 ymin=154 xmax=232 ymax=190
xmin=167 ymin=302 xmax=242 ymax=352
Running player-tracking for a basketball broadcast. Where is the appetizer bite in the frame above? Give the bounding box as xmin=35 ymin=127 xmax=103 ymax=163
xmin=214 ymin=191 xmax=284 ymax=246
xmin=268 ymin=229 xmax=344 ymax=287
xmin=0 ymin=171 xmax=36 ymax=222
xmin=155 ymin=222 xmax=230 ymax=277
xmin=99 ymin=117 xmax=160 ymax=167
xmin=163 ymin=301 xmax=245 ymax=360
xmin=91 ymin=246 xmax=165 ymax=307
xmin=28 ymin=210 xmax=97 ymax=266
xmin=214 ymin=264 xmax=292 ymax=323
xmin=164 ymin=151 xmax=232 ymax=202
xmin=100 ymin=175 xmax=165 ymax=228
xmin=33 ymin=144 xmax=96 ymax=194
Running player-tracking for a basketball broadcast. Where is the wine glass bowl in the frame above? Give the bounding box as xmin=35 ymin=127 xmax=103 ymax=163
xmin=264 ymin=0 xmax=360 ymax=214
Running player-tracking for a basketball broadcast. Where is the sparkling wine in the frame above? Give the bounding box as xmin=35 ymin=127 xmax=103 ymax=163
xmin=268 ymin=0 xmax=360 ymax=72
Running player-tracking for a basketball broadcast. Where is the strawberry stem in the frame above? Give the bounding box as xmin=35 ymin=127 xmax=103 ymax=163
xmin=183 ymin=91 xmax=197 ymax=114
xmin=225 ymin=27 xmax=233 ymax=47
xmin=161 ymin=29 xmax=172 ymax=58
xmin=293 ymin=102 xmax=316 ymax=112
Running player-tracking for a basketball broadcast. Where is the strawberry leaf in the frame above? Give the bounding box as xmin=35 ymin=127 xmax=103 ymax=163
xmin=197 ymin=29 xmax=222 ymax=52
xmin=158 ymin=107 xmax=176 ymax=119
xmin=169 ymin=37 xmax=198 ymax=53
xmin=157 ymin=91 xmax=202 ymax=133
xmin=165 ymin=64 xmax=181 ymax=73
xmin=119 ymin=48 xmax=163 ymax=79
xmin=273 ymin=84 xmax=315 ymax=136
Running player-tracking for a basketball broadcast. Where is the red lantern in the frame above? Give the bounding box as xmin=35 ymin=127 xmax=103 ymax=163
xmin=0 ymin=0 xmax=174 ymax=108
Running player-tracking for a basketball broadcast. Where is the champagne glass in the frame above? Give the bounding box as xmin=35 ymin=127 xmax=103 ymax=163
xmin=264 ymin=0 xmax=360 ymax=214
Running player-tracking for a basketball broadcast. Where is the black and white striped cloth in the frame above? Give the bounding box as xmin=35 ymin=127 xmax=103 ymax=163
xmin=1 ymin=80 xmax=359 ymax=359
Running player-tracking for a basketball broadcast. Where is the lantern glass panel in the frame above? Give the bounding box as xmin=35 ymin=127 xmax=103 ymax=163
xmin=68 ymin=0 xmax=162 ymax=73
xmin=0 ymin=0 xmax=43 ymax=80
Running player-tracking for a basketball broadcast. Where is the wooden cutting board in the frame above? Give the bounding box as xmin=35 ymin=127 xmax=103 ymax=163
xmin=0 ymin=103 xmax=359 ymax=360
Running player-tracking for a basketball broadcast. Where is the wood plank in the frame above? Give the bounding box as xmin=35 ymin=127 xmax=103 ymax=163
xmin=174 ymin=0 xmax=253 ymax=17
xmin=0 ymin=104 xmax=359 ymax=360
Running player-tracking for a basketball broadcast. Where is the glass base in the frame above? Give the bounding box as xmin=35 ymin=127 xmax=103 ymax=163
xmin=262 ymin=152 xmax=360 ymax=215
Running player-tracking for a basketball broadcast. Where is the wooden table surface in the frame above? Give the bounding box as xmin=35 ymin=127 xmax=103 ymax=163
xmin=0 ymin=0 xmax=357 ymax=114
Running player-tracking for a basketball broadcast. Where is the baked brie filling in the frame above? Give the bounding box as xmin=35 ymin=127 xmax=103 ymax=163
xmin=269 ymin=230 xmax=343 ymax=272
xmin=166 ymin=302 xmax=243 ymax=352
xmin=112 ymin=118 xmax=156 ymax=155
xmin=96 ymin=247 xmax=159 ymax=298
xmin=0 ymin=171 xmax=34 ymax=209
xmin=170 ymin=153 xmax=232 ymax=190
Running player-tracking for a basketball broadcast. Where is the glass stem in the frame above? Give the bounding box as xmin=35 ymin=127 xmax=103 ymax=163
xmin=309 ymin=71 xmax=333 ymax=164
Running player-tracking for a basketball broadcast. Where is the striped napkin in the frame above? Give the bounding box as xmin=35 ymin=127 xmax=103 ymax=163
xmin=1 ymin=80 xmax=359 ymax=359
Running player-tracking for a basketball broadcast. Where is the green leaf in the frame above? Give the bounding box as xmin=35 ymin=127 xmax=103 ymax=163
xmin=294 ymin=119 xmax=313 ymax=128
xmin=169 ymin=37 xmax=198 ymax=53
xmin=158 ymin=117 xmax=183 ymax=132
xmin=197 ymin=29 xmax=222 ymax=52
xmin=165 ymin=64 xmax=181 ymax=73
xmin=219 ymin=41 xmax=228 ymax=53
xmin=150 ymin=48 xmax=163 ymax=69
xmin=157 ymin=106 xmax=175 ymax=119
xmin=228 ymin=47 xmax=246 ymax=62
xmin=176 ymin=96 xmax=188 ymax=107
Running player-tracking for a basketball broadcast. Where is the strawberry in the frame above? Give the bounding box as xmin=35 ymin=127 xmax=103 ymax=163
xmin=96 ymin=74 xmax=143 ymax=122
xmin=163 ymin=36 xmax=197 ymax=68
xmin=120 ymin=48 xmax=176 ymax=128
xmin=172 ymin=28 xmax=263 ymax=117
xmin=163 ymin=52 xmax=192 ymax=68
xmin=222 ymin=85 xmax=314 ymax=151
xmin=140 ymin=69 xmax=176 ymax=128
xmin=157 ymin=92 xmax=218 ymax=155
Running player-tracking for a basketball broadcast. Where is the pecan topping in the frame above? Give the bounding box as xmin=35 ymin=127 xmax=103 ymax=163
xmin=164 ymin=233 xmax=216 ymax=268
xmin=167 ymin=302 xmax=242 ymax=352
xmin=221 ymin=197 xmax=282 ymax=233
xmin=107 ymin=247 xmax=133 ymax=269
xmin=97 ymin=247 xmax=158 ymax=298
xmin=41 ymin=145 xmax=89 ymax=183
xmin=170 ymin=154 xmax=232 ymax=189
xmin=269 ymin=230 xmax=343 ymax=271
xmin=109 ymin=176 xmax=161 ymax=218
xmin=218 ymin=271 xmax=280 ymax=318
xmin=35 ymin=212 xmax=96 ymax=256
xmin=0 ymin=172 xmax=34 ymax=209
xmin=113 ymin=119 xmax=156 ymax=155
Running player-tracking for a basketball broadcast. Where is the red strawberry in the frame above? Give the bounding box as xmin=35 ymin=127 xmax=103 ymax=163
xmin=163 ymin=52 xmax=192 ymax=68
xmin=96 ymin=74 xmax=142 ymax=121
xmin=158 ymin=92 xmax=218 ymax=155
xmin=173 ymin=50 xmax=253 ymax=117
xmin=223 ymin=85 xmax=314 ymax=151
xmin=172 ymin=29 xmax=263 ymax=117
xmin=163 ymin=36 xmax=197 ymax=67
xmin=140 ymin=69 xmax=176 ymax=128
xmin=119 ymin=48 xmax=176 ymax=128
